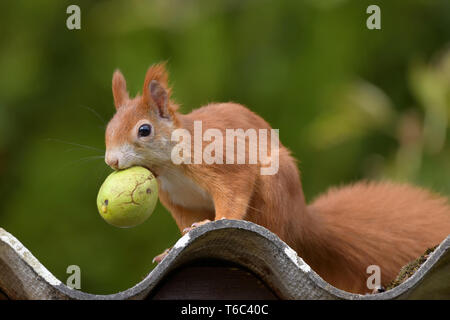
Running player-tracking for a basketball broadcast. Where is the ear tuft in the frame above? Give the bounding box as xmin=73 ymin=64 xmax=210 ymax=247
xmin=143 ymin=62 xmax=169 ymax=91
xmin=112 ymin=70 xmax=129 ymax=109
xmin=143 ymin=62 xmax=176 ymax=119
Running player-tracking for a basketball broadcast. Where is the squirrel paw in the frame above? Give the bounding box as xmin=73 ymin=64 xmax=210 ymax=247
xmin=182 ymin=219 xmax=212 ymax=235
xmin=152 ymin=247 xmax=171 ymax=264
xmin=371 ymin=285 xmax=386 ymax=294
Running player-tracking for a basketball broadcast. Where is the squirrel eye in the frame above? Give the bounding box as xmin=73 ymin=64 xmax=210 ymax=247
xmin=138 ymin=124 xmax=152 ymax=138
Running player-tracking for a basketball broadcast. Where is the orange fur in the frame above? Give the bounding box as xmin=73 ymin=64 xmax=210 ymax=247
xmin=106 ymin=64 xmax=450 ymax=294
xmin=112 ymin=70 xmax=129 ymax=109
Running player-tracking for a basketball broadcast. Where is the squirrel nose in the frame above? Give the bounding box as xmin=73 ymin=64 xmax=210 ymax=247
xmin=105 ymin=154 xmax=119 ymax=170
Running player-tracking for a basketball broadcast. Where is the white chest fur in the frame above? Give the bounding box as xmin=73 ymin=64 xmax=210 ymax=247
xmin=158 ymin=169 xmax=215 ymax=211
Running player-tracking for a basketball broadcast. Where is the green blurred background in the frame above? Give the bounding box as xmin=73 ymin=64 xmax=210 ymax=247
xmin=0 ymin=0 xmax=449 ymax=294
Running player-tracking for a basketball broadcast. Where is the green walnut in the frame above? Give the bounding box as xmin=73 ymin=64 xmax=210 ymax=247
xmin=97 ymin=166 xmax=158 ymax=228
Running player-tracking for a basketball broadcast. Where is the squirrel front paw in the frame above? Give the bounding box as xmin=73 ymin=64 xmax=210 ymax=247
xmin=182 ymin=219 xmax=212 ymax=235
xmin=152 ymin=247 xmax=171 ymax=264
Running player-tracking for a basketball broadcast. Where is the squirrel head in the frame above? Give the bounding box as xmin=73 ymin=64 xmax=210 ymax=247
xmin=105 ymin=63 xmax=179 ymax=172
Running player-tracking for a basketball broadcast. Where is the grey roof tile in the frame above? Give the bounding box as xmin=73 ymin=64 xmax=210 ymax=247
xmin=0 ymin=220 xmax=449 ymax=300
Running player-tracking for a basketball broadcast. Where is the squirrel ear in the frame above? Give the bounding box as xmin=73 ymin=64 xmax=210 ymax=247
xmin=149 ymin=80 xmax=170 ymax=119
xmin=112 ymin=70 xmax=128 ymax=109
xmin=142 ymin=63 xmax=172 ymax=119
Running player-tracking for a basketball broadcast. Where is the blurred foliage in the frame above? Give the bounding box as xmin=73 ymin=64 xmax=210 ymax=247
xmin=0 ymin=0 xmax=449 ymax=294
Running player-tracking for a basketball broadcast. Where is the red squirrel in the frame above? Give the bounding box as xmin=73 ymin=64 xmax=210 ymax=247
xmin=104 ymin=63 xmax=450 ymax=294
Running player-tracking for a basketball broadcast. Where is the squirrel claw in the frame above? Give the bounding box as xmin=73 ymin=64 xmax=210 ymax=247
xmin=152 ymin=248 xmax=171 ymax=264
xmin=182 ymin=219 xmax=212 ymax=235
